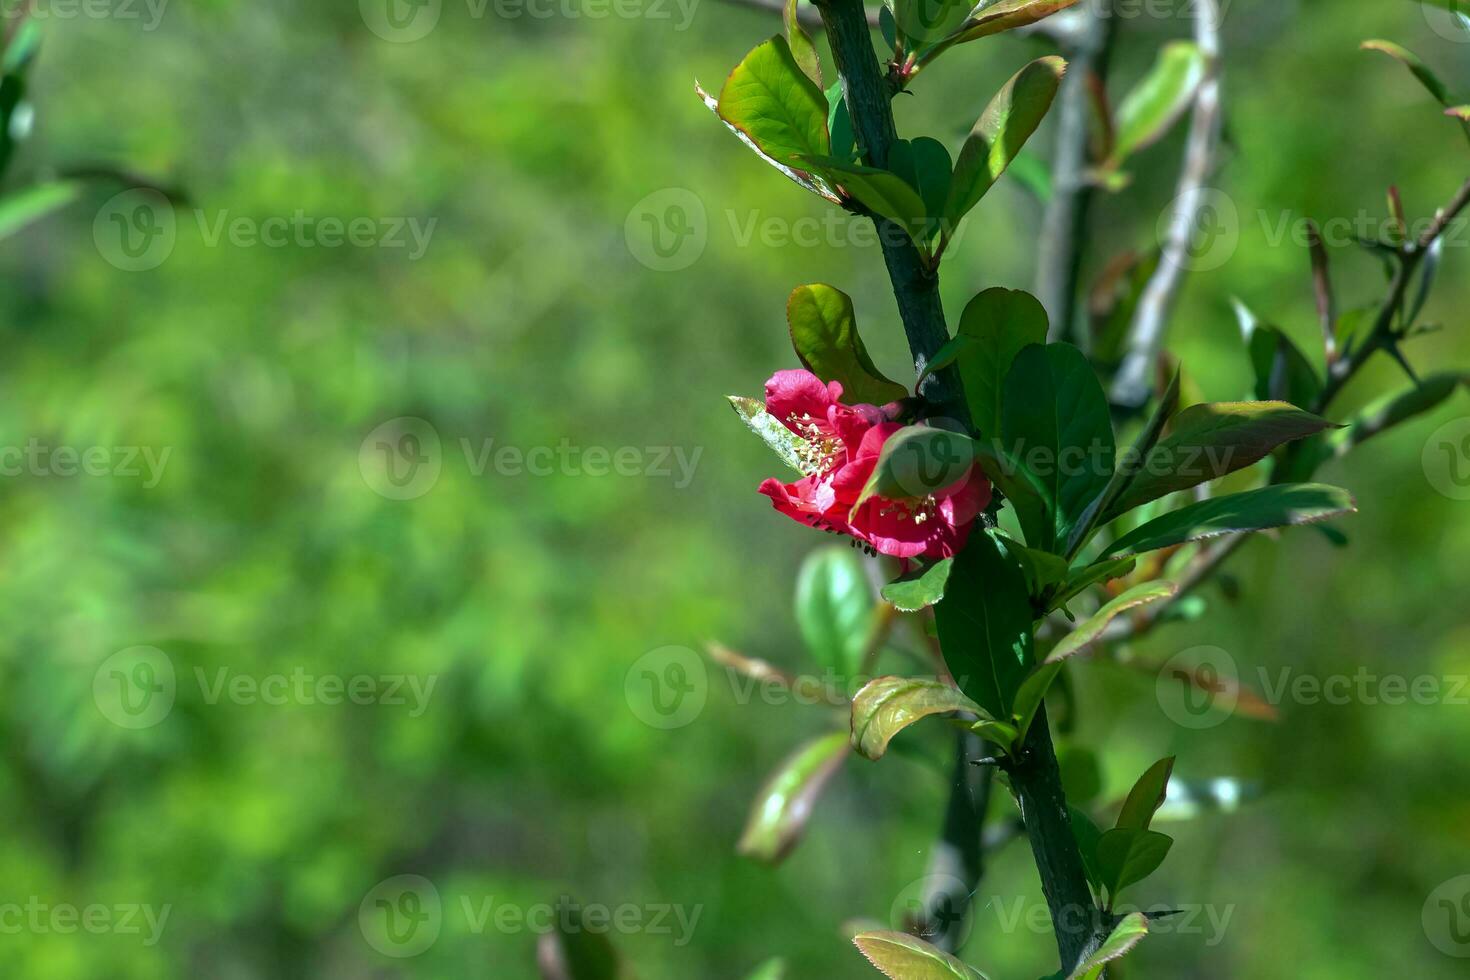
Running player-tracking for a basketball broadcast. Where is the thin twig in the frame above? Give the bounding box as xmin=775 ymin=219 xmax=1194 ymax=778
xmin=1038 ymin=1 xmax=1119 ymax=343
xmin=718 ymin=0 xmax=874 ymax=29
xmin=1109 ymin=0 xmax=1223 ymax=406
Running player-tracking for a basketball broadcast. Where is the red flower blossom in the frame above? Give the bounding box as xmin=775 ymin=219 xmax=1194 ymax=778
xmin=757 ymin=370 xmax=990 ymax=559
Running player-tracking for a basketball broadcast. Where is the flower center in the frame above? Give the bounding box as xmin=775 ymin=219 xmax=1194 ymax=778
xmin=877 ymin=495 xmax=939 ymax=525
xmin=791 ymin=414 xmax=842 ymax=476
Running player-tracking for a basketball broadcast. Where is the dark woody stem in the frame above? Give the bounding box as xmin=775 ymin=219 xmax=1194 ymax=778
xmin=813 ymin=0 xmax=1108 ymax=971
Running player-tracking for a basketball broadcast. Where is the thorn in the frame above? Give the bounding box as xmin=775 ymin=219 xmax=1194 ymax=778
xmin=1385 ymin=342 xmax=1421 ymax=385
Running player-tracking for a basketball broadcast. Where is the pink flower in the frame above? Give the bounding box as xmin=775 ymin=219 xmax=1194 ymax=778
xmin=757 ymin=370 xmax=990 ymax=560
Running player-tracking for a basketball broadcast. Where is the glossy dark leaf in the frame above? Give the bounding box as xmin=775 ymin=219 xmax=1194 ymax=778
xmin=889 ymin=136 xmax=954 ymax=226
xmin=1001 ymin=343 xmax=1116 ymax=552
xmin=1102 ymin=401 xmax=1337 ymax=522
xmin=1102 ymin=483 xmax=1357 ymax=558
xmin=800 ymin=155 xmax=932 ymax=249
xmin=1116 ymin=756 xmax=1175 ymax=831
xmin=1096 ymin=828 xmax=1173 ymax=899
xmin=1010 ymin=661 xmax=1063 ymax=743
xmin=933 ymin=532 xmax=1034 ymax=717
xmin=955 ymin=288 xmax=1050 ymax=439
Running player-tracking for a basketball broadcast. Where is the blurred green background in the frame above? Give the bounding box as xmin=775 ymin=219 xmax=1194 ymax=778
xmin=0 ymin=0 xmax=1467 ymax=976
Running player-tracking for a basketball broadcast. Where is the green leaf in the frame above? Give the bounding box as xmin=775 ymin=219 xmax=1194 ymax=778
xmin=717 ymin=36 xmax=831 ymax=169
xmin=853 ymin=930 xmax=990 ymax=980
xmin=800 ymin=155 xmax=933 ymax=248
xmin=1362 ymin=40 xmax=1456 ymax=107
xmin=849 ymin=425 xmax=976 ymax=517
xmin=1329 ymin=372 xmax=1468 ymax=456
xmin=1102 ymin=483 xmax=1357 ymax=558
xmin=879 ymin=4 xmax=898 ymax=53
xmin=738 ymin=731 xmax=850 ymax=863
xmin=1001 ymin=343 xmax=1116 ymax=552
xmin=796 ymin=545 xmax=875 ymax=678
xmin=1068 ymin=913 xmax=1150 ymax=980
xmin=539 ymin=898 xmax=623 ymax=980
xmin=881 ymin=558 xmax=954 ymax=612
xmin=825 ymin=82 xmax=857 ymax=164
xmin=784 ymin=0 xmax=822 ymax=87
xmin=948 ymin=0 xmax=1083 ymax=46
xmin=890 ymin=136 xmax=954 ymax=226
xmin=1102 ymin=401 xmax=1338 ymax=522
xmin=996 ymin=534 xmax=1069 ymax=601
xmin=1066 ymin=371 xmax=1181 ymax=556
xmin=895 ymin=0 xmax=975 ymax=50
xmin=746 ymin=959 xmax=788 ymax=980
xmin=851 ymin=676 xmax=994 ymax=760
xmin=933 ymin=532 xmax=1035 ymax=717
xmin=1010 ymin=661 xmax=1064 ymax=743
xmin=1045 ymin=582 xmax=1177 ymax=663
xmin=728 ymin=395 xmax=809 ymax=474
xmin=1051 ymin=558 xmax=1135 ymax=612
xmin=1059 ymin=746 xmax=1103 ymax=805
xmin=1109 ymin=42 xmax=1206 ymax=166
xmin=1096 ymin=828 xmax=1173 ymax=900
xmin=0 ymin=180 xmax=81 ymax=241
xmin=945 ymin=57 xmax=1066 ymax=227
xmin=1235 ymin=300 xmax=1322 ymax=408
xmin=1116 ymin=756 xmax=1175 ymax=831
xmin=787 ymin=284 xmax=910 ymax=406
xmin=1070 ymin=806 xmax=1104 ymax=891
xmin=698 ymin=82 xmax=839 ymax=202
xmin=955 ymin=288 xmax=1050 ymax=439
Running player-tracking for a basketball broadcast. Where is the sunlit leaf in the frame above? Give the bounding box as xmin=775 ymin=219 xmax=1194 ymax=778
xmin=787 ymin=283 xmax=910 ymax=405
xmin=853 ymin=930 xmax=990 ymax=980
xmin=1068 ymin=913 xmax=1149 ymax=980
xmin=784 ymin=0 xmax=822 ymax=87
xmin=0 ymin=179 xmax=81 ymax=241
xmin=796 ymin=545 xmax=876 ymax=678
xmin=1109 ymin=42 xmax=1206 ymax=165
xmin=738 ymin=731 xmax=850 ymax=863
xmin=1010 ymin=661 xmax=1063 ymax=743
xmin=945 ymin=58 xmax=1066 ymax=227
xmin=799 ymin=155 xmax=932 ymax=248
xmin=851 ymin=676 xmax=992 ymax=760
xmin=728 ymin=395 xmax=809 ymax=474
xmin=881 ymin=558 xmax=954 ymax=612
xmin=1045 ymin=582 xmax=1177 ymax=663
xmin=698 ymin=82 xmax=838 ymax=201
xmin=716 ymin=36 xmax=830 ymax=169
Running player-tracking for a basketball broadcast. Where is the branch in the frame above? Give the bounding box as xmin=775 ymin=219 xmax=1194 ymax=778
xmin=1110 ymin=0 xmax=1223 ymax=407
xmin=1038 ymin=2 xmax=1119 ymax=343
xmin=719 ymin=0 xmax=875 ymax=29
xmin=815 ymin=0 xmax=966 ymax=422
xmin=915 ymin=733 xmax=993 ymax=953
